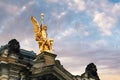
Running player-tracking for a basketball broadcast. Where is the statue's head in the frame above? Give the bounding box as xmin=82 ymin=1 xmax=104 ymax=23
xmin=43 ymin=26 xmax=47 ymax=31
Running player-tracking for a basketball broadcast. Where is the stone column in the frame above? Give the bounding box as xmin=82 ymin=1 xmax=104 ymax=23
xmin=0 ymin=63 xmax=9 ymax=80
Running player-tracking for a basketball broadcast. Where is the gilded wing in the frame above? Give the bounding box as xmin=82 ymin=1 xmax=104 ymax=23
xmin=31 ymin=16 xmax=40 ymax=33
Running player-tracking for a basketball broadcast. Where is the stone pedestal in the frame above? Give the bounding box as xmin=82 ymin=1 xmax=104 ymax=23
xmin=32 ymin=51 xmax=57 ymax=74
xmin=37 ymin=51 xmax=57 ymax=66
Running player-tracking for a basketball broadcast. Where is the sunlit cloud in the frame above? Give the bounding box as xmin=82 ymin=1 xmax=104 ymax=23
xmin=67 ymin=0 xmax=86 ymax=11
xmin=112 ymin=3 xmax=120 ymax=16
xmin=58 ymin=11 xmax=67 ymax=19
xmin=93 ymin=11 xmax=116 ymax=36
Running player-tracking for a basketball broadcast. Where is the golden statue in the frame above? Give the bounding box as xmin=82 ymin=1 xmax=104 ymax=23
xmin=31 ymin=13 xmax=54 ymax=53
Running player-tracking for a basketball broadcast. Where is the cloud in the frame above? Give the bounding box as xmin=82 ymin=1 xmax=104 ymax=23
xmin=83 ymin=31 xmax=90 ymax=36
xmin=94 ymin=39 xmax=107 ymax=47
xmin=20 ymin=38 xmax=39 ymax=53
xmin=112 ymin=3 xmax=120 ymax=16
xmin=58 ymin=11 xmax=67 ymax=19
xmin=93 ymin=11 xmax=116 ymax=36
xmin=46 ymin=0 xmax=59 ymax=3
xmin=56 ymin=45 xmax=120 ymax=76
xmin=62 ymin=28 xmax=75 ymax=36
xmin=0 ymin=25 xmax=5 ymax=34
xmin=46 ymin=0 xmax=86 ymax=12
xmin=17 ymin=0 xmax=35 ymax=15
xmin=54 ymin=27 xmax=76 ymax=40
xmin=51 ymin=11 xmax=67 ymax=20
xmin=0 ymin=2 xmax=19 ymax=15
xmin=0 ymin=0 xmax=36 ymax=45
xmin=57 ymin=56 xmax=90 ymax=75
xmin=67 ymin=0 xmax=86 ymax=11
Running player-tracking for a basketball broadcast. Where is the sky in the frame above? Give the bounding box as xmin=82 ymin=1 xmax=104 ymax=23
xmin=0 ymin=0 xmax=120 ymax=80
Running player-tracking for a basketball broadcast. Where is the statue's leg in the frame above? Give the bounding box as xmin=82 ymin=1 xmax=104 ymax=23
xmin=48 ymin=39 xmax=53 ymax=51
xmin=46 ymin=40 xmax=51 ymax=50
xmin=41 ymin=40 xmax=48 ymax=51
xmin=38 ymin=41 xmax=43 ymax=52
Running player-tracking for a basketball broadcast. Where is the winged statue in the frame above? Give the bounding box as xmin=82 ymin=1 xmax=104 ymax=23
xmin=31 ymin=13 xmax=54 ymax=53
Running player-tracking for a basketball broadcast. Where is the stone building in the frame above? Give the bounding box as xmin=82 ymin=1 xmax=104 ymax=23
xmin=0 ymin=39 xmax=100 ymax=80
